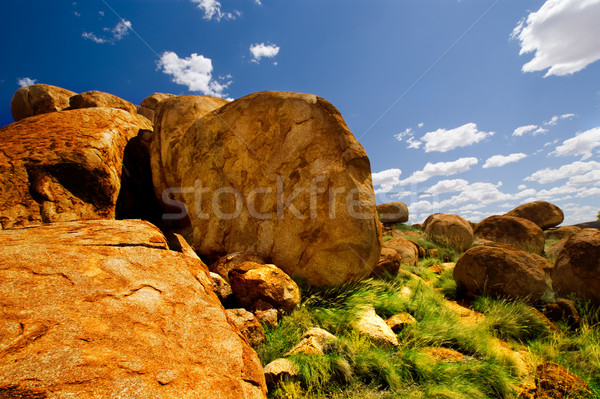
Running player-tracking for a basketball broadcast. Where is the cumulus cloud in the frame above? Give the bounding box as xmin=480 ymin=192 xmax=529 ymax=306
xmin=567 ymin=169 xmax=600 ymax=186
xmin=420 ymin=123 xmax=494 ymax=153
xmin=372 ymin=169 xmax=402 ymax=194
xmin=158 ymin=51 xmax=231 ymax=97
xmin=426 ymin=179 xmax=469 ymax=195
xmin=17 ymin=77 xmax=37 ymax=87
xmin=438 ymin=182 xmax=511 ymax=209
xmin=395 ymin=127 xmax=422 ymax=149
xmin=525 ymin=160 xmax=600 ymax=183
xmin=545 ymin=113 xmax=575 ymax=126
xmin=250 ymin=43 xmax=280 ymax=63
xmin=483 ymin=153 xmax=527 ymax=168
xmin=513 ymin=124 xmax=547 ymax=136
xmin=191 ymin=0 xmax=237 ymax=21
xmin=512 ymin=0 xmax=600 ymax=76
xmin=552 ymin=127 xmax=600 ymax=159
xmin=82 ymin=18 xmax=132 ymax=44
xmin=399 ymin=157 xmax=478 ymax=185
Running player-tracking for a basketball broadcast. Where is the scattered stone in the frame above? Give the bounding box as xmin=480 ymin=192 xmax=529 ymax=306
xmin=544 ymin=298 xmax=581 ymax=330
xmin=421 ymin=347 xmax=465 ymax=363
xmin=254 ymin=309 xmax=279 ymax=329
xmin=428 ymin=264 xmax=444 ymax=274
xmin=545 ymin=225 xmax=582 ymax=241
xmin=229 ymin=262 xmax=301 ymax=314
xmin=69 ymin=90 xmax=138 ymax=114
xmin=354 ymin=306 xmax=399 ymax=347
xmin=11 ymin=84 xmax=76 ymax=121
xmin=0 ymin=108 xmax=151 ymax=230
xmin=285 ymin=327 xmax=338 ymax=356
xmin=425 ymin=213 xmax=474 ymax=251
xmin=0 ymin=220 xmax=267 ymax=398
xmin=150 ymin=91 xmax=382 ymax=286
xmin=382 ymin=237 xmax=419 ymax=266
xmin=226 ymin=308 xmax=266 ymax=347
xmin=474 ymin=215 xmax=545 ymax=254
xmin=371 ymin=247 xmax=402 ymax=277
xmin=454 ymin=244 xmax=551 ymax=303
xmin=385 ymin=313 xmax=417 ymax=332
xmin=210 ymin=272 xmax=233 ymax=303
xmin=263 ymin=358 xmax=299 ymax=386
xmin=535 ymin=362 xmax=593 ymax=398
xmin=377 ymin=201 xmax=409 ymax=224
xmin=505 ymin=201 xmax=564 ymax=230
xmin=427 ymin=248 xmax=439 ymax=258
xmin=210 ymin=252 xmax=266 ymax=282
xmin=553 ymin=229 xmax=600 ymax=305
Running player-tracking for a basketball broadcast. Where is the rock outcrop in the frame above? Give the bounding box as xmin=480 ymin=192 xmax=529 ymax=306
xmin=454 ymin=244 xmax=551 ymax=303
xmin=0 ymin=219 xmax=267 ymax=398
xmin=69 ymin=90 xmax=138 ymax=115
xmin=505 ymin=201 xmax=564 ymax=230
xmin=0 ymin=108 xmax=152 ymax=230
xmin=424 ymin=213 xmax=474 ymax=251
xmin=150 ymin=91 xmax=382 ymax=286
xmin=474 ymin=215 xmax=545 ymax=254
xmin=11 ymin=84 xmax=76 ymax=122
xmin=377 ymin=201 xmax=409 ymax=224
xmin=553 ymin=229 xmax=600 ymax=305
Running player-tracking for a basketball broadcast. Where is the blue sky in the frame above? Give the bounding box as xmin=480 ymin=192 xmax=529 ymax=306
xmin=1 ymin=0 xmax=599 ymax=224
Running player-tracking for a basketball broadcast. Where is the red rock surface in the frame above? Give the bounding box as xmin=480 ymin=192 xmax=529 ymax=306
xmin=505 ymin=201 xmax=564 ymax=230
xmin=10 ymin=84 xmax=76 ymax=122
xmin=474 ymin=215 xmax=545 ymax=254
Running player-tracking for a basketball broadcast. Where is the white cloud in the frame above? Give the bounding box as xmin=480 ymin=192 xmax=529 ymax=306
xmin=426 ymin=179 xmax=469 ymax=195
xmin=567 ymin=169 xmax=600 ymax=186
xmin=399 ymin=157 xmax=478 ymax=185
xmin=438 ymin=182 xmax=511 ymax=209
xmin=406 ymin=137 xmax=422 ymax=149
xmin=372 ymin=169 xmax=402 ymax=194
xmin=576 ymin=187 xmax=600 ymax=198
xmin=482 ymin=153 xmax=527 ymax=168
xmin=157 ymin=51 xmax=231 ymax=97
xmin=420 ymin=123 xmax=494 ymax=152
xmin=561 ymin=204 xmax=597 ymax=224
xmin=525 ymin=160 xmax=600 ymax=183
xmin=250 ymin=43 xmax=280 ymax=63
xmin=255 ymin=0 xmax=262 ymax=4
xmin=545 ymin=113 xmax=576 ymax=126
xmin=395 ymin=127 xmax=422 ymax=149
xmin=513 ymin=124 xmax=547 ymax=136
xmin=394 ymin=128 xmax=412 ymax=141
xmin=518 ymin=184 xmax=527 ymax=190
xmin=17 ymin=77 xmax=37 ymax=87
xmin=191 ymin=0 xmax=237 ymax=21
xmin=512 ymin=0 xmax=600 ymax=76
xmin=418 ymin=122 xmax=424 ymax=128
xmin=552 ymin=127 xmax=600 ymax=159
xmin=82 ymin=18 xmax=132 ymax=44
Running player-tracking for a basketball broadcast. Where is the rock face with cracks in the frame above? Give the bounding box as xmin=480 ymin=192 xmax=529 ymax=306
xmin=150 ymin=91 xmax=382 ymax=286
xmin=0 ymin=219 xmax=267 ymax=398
xmin=11 ymin=84 xmax=76 ymax=122
xmin=0 ymin=108 xmax=152 ymax=230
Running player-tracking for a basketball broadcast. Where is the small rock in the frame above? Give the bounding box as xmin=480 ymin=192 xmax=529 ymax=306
xmin=535 ymin=362 xmax=593 ymax=398
xmin=210 ymin=272 xmax=233 ymax=303
xmin=424 ymin=213 xmax=474 ymax=251
xmin=428 ymin=265 xmax=444 ymax=274
xmin=377 ymin=201 xmax=409 ymax=224
xmin=544 ymin=298 xmax=581 ymax=330
xmin=255 ymin=309 xmax=279 ymax=329
xmin=421 ymin=347 xmax=465 ymax=363
xmin=371 ymin=247 xmax=402 ymax=277
xmin=226 ymin=308 xmax=266 ymax=347
xmin=386 ymin=312 xmax=417 ymax=332
xmin=263 ymin=358 xmax=299 ymax=386
xmin=383 ymin=237 xmax=419 ymax=266
xmin=285 ymin=327 xmax=338 ymax=356
xmin=354 ymin=307 xmax=399 ymax=347
xmin=209 ymin=252 xmax=266 ymax=282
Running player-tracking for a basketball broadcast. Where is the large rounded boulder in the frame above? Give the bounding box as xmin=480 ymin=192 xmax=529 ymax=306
xmin=553 ymin=229 xmax=600 ymax=305
xmin=150 ymin=91 xmax=382 ymax=286
xmin=11 ymin=83 xmax=76 ymax=122
xmin=382 ymin=237 xmax=419 ymax=266
xmin=425 ymin=213 xmax=474 ymax=251
xmin=505 ymin=201 xmax=564 ymax=230
xmin=0 ymin=108 xmax=152 ymax=230
xmin=69 ymin=90 xmax=138 ymax=114
xmin=454 ymin=244 xmax=551 ymax=303
xmin=474 ymin=215 xmax=545 ymax=254
xmin=0 ymin=220 xmax=267 ymax=398
xmin=377 ymin=201 xmax=409 ymax=224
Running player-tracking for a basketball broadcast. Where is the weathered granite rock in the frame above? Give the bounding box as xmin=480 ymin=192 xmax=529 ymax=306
xmin=505 ymin=201 xmax=564 ymax=230
xmin=354 ymin=306 xmax=399 ymax=347
xmin=371 ymin=247 xmax=402 ymax=277
xmin=454 ymin=244 xmax=551 ymax=303
xmin=377 ymin=201 xmax=409 ymax=224
xmin=263 ymin=359 xmax=298 ymax=386
xmin=535 ymin=362 xmax=593 ymax=398
xmin=284 ymin=327 xmax=338 ymax=356
xmin=11 ymin=84 xmax=76 ymax=122
xmin=545 ymin=225 xmax=581 ymax=241
xmin=151 ymin=91 xmax=382 ymax=286
xmin=226 ymin=308 xmax=266 ymax=347
xmin=0 ymin=108 xmax=152 ymax=229
xmin=229 ymin=262 xmax=301 ymax=314
xmin=553 ymin=229 xmax=600 ymax=305
xmin=382 ymin=237 xmax=419 ymax=266
xmin=0 ymin=219 xmax=267 ymax=398
xmin=474 ymin=215 xmax=545 ymax=254
xmin=141 ymin=92 xmax=177 ymax=110
xmin=386 ymin=313 xmax=417 ymax=333
xmin=69 ymin=90 xmax=138 ymax=114
xmin=425 ymin=213 xmax=474 ymax=251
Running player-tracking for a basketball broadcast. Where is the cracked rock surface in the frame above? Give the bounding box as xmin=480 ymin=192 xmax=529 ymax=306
xmin=0 ymin=219 xmax=267 ymax=398
xmin=0 ymin=107 xmax=152 ymax=230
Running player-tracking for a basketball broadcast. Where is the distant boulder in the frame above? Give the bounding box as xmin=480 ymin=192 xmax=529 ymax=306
xmin=69 ymin=90 xmax=138 ymax=114
xmin=11 ymin=84 xmax=76 ymax=121
xmin=377 ymin=201 xmax=409 ymax=224
xmin=505 ymin=201 xmax=564 ymax=230
xmin=474 ymin=215 xmax=545 ymax=254
xmin=425 ymin=213 xmax=474 ymax=251
xmin=454 ymin=243 xmax=551 ymax=303
xmin=545 ymin=225 xmax=581 ymax=241
xmin=553 ymin=229 xmax=600 ymax=305
xmin=382 ymin=237 xmax=419 ymax=266
xmin=141 ymin=92 xmax=177 ymax=110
